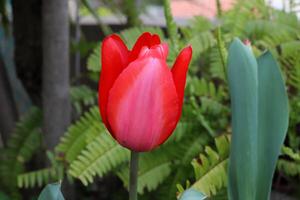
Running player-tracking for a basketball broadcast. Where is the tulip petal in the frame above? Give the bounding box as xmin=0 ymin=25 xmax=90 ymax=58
xmin=129 ymin=32 xmax=161 ymax=62
xmin=138 ymin=43 xmax=169 ymax=61
xmin=107 ymin=57 xmax=179 ymax=151
xmin=171 ymin=46 xmax=192 ymax=120
xmin=99 ymin=34 xmax=129 ymax=133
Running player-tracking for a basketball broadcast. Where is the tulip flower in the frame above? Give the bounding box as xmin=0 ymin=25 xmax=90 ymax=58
xmin=98 ymin=32 xmax=192 ymax=152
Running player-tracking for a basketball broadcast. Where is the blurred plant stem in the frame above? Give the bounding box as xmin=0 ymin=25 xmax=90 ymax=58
xmin=81 ymin=0 xmax=112 ymax=35
xmin=216 ymin=0 xmax=222 ymax=17
xmin=124 ymin=0 xmax=141 ymax=27
xmin=129 ymin=151 xmax=139 ymax=200
xmin=215 ymin=0 xmax=226 ymax=79
xmin=163 ymin=0 xmax=179 ymax=52
xmin=216 ymin=27 xmax=227 ymax=81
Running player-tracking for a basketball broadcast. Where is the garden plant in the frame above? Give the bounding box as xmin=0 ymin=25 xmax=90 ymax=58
xmin=0 ymin=0 xmax=299 ymax=200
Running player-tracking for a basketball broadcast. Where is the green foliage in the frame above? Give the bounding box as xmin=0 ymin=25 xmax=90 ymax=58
xmin=81 ymin=0 xmax=112 ymax=35
xmin=70 ymin=85 xmax=97 ymax=114
xmin=187 ymin=31 xmax=216 ymax=64
xmin=178 ymin=135 xmax=230 ymax=198
xmin=56 ymin=107 xmax=129 ymax=186
xmin=117 ymin=150 xmax=172 ymax=194
xmin=18 ymin=166 xmax=64 ymax=189
xmin=17 ymin=1 xmax=300 ymax=199
xmin=56 ymin=106 xmax=103 ymax=163
xmin=179 ymin=189 xmax=207 ymax=200
xmin=55 ymin=104 xmax=211 ymax=196
xmin=227 ymin=39 xmax=289 ymax=200
xmin=86 ymin=42 xmax=101 ymax=73
xmin=0 ymin=107 xmax=42 ymax=198
xmin=163 ymin=0 xmax=179 ymax=51
xmin=68 ymin=133 xmax=129 ymax=185
xmin=123 ymin=0 xmax=141 ymax=26
xmin=37 ymin=183 xmax=65 ymax=200
xmin=277 ymin=146 xmax=300 ymax=177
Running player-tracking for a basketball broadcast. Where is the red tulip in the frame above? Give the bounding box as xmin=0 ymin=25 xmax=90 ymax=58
xmin=98 ymin=32 xmax=192 ymax=152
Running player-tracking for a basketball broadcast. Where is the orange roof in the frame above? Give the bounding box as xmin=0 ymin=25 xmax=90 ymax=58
xmin=171 ymin=0 xmax=235 ymax=19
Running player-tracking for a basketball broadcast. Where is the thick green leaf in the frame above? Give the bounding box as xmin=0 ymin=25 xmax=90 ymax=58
xmin=179 ymin=189 xmax=207 ymax=200
xmin=256 ymin=51 xmax=289 ymax=199
xmin=227 ymin=38 xmax=289 ymax=200
xmin=38 ymin=183 xmax=65 ymax=200
xmin=227 ymin=38 xmax=258 ymax=200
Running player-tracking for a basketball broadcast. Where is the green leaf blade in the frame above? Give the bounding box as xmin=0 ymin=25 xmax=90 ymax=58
xmin=179 ymin=189 xmax=207 ymax=200
xmin=227 ymin=38 xmax=258 ymax=200
xmin=38 ymin=183 xmax=65 ymax=200
xmin=227 ymin=39 xmax=289 ymax=200
xmin=256 ymin=51 xmax=289 ymax=200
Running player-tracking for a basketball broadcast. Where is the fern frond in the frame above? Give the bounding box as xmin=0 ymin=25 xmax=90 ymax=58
xmin=178 ymin=135 xmax=230 ymax=198
xmin=0 ymin=107 xmax=42 ymax=197
xmin=277 ymin=160 xmax=300 ymax=177
xmin=70 ymin=85 xmax=97 ymax=114
xmin=191 ymin=154 xmax=227 ymax=196
xmin=188 ymin=31 xmax=216 ymax=63
xmin=55 ymin=106 xmax=104 ymax=163
xmin=5 ymin=107 xmax=42 ymax=163
xmin=277 ymin=146 xmax=300 ymax=176
xmin=278 ymin=41 xmax=300 ymax=90
xmin=186 ymin=77 xmax=225 ymax=101
xmin=245 ymin=20 xmax=297 ymax=48
xmin=162 ymin=135 xmax=211 ymax=200
xmin=68 ymin=133 xmax=129 ymax=185
xmin=117 ymin=150 xmax=172 ymax=194
xmin=17 ymin=166 xmax=64 ymax=189
xmin=87 ymin=42 xmax=101 ymax=72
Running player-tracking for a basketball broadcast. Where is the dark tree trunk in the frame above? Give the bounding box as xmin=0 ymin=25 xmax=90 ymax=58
xmin=12 ymin=0 xmax=42 ymax=105
xmin=42 ymin=0 xmax=71 ymax=150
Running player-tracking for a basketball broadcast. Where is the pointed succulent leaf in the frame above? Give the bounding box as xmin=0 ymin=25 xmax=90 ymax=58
xmin=38 ymin=183 xmax=65 ymax=200
xmin=179 ymin=189 xmax=207 ymax=200
xmin=227 ymin=38 xmax=289 ymax=200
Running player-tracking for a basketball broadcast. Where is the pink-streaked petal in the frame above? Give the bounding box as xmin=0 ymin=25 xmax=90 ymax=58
xmin=138 ymin=43 xmax=169 ymax=61
xmin=171 ymin=46 xmax=192 ymax=121
xmin=99 ymin=34 xmax=129 ymax=134
xmin=107 ymin=57 xmax=179 ymax=152
xmin=129 ymin=32 xmax=161 ymax=62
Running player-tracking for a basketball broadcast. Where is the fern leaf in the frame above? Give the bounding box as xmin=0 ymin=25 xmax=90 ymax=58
xmin=70 ymin=85 xmax=97 ymax=114
xmin=55 ymin=106 xmax=104 ymax=163
xmin=188 ymin=31 xmax=216 ymax=63
xmin=277 ymin=146 xmax=300 ymax=176
xmin=117 ymin=150 xmax=172 ymax=194
xmin=0 ymin=107 xmax=42 ymax=197
xmin=87 ymin=42 xmax=101 ymax=72
xmin=178 ymin=135 xmax=230 ymax=198
xmin=68 ymin=133 xmax=129 ymax=185
xmin=17 ymin=166 xmax=64 ymax=189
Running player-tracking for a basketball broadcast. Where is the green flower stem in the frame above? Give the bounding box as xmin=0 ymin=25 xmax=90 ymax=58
xmin=129 ymin=151 xmax=139 ymax=200
xmin=216 ymin=0 xmax=222 ymax=17
xmin=163 ymin=0 xmax=179 ymax=52
xmin=216 ymin=27 xmax=227 ymax=81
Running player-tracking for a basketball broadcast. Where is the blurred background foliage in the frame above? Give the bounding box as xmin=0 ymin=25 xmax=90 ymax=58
xmin=1 ymin=0 xmax=300 ymax=199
